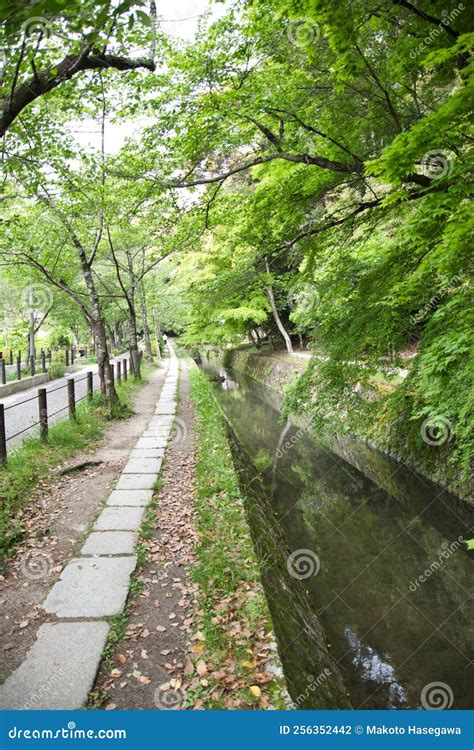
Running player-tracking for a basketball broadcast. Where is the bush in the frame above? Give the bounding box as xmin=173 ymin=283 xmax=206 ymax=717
xmin=49 ymin=350 xmax=66 ymax=379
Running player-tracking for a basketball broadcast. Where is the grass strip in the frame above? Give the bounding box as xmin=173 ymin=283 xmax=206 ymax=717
xmin=186 ymin=366 xmax=285 ymax=709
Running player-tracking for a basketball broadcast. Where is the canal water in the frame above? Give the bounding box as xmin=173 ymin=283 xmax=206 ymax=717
xmin=200 ymin=359 xmax=473 ymax=710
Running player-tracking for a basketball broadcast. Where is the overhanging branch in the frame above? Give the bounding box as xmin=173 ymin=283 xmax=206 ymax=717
xmin=1 ymin=50 xmax=155 ymax=136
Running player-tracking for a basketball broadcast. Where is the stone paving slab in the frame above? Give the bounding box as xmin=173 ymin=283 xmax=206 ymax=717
xmin=107 ymin=489 xmax=153 ymax=507
xmin=94 ymin=505 xmax=146 ymax=529
xmin=129 ymin=448 xmax=164 ymax=459
xmin=136 ymin=436 xmax=168 ymax=449
xmin=115 ymin=473 xmax=156 ymax=490
xmin=43 ymin=557 xmax=137 ymax=617
xmin=142 ymin=434 xmax=170 ymax=444
xmin=0 ymin=622 xmax=110 ymax=710
xmin=155 ymin=405 xmax=176 ymax=415
xmin=142 ymin=430 xmax=171 ymax=440
xmin=123 ymin=457 xmax=162 ymax=474
xmin=145 ymin=419 xmax=174 ymax=428
xmin=81 ymin=530 xmax=138 ymax=555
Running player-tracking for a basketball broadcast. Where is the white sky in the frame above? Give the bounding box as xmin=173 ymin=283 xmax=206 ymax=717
xmin=73 ymin=0 xmax=226 ymax=153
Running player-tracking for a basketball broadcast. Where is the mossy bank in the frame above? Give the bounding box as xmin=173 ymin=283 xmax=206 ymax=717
xmin=219 ymin=347 xmax=472 ymax=506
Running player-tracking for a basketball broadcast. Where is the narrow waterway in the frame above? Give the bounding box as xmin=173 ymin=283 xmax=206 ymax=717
xmin=200 ymin=359 xmax=473 ymax=710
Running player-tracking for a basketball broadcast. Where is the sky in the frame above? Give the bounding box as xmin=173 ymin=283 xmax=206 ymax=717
xmin=73 ymin=0 xmax=226 ymax=153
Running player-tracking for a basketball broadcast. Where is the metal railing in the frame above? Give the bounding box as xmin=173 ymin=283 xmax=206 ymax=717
xmin=0 ymin=356 xmax=130 ymax=464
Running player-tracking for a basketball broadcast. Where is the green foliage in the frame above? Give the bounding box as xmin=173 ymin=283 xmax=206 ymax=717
xmin=0 ymin=0 xmax=472 ymax=488
xmin=49 ymin=350 xmax=66 ymax=378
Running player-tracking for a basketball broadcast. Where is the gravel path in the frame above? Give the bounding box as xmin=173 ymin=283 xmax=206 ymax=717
xmin=1 ymin=353 xmax=131 ymax=449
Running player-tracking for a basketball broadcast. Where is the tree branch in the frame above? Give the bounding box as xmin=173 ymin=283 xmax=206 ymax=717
xmin=1 ymin=50 xmax=155 ymax=136
xmin=392 ymin=0 xmax=459 ymax=38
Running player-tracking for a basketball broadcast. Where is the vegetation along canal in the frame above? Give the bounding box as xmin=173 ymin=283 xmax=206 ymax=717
xmin=200 ymin=360 xmax=473 ymax=710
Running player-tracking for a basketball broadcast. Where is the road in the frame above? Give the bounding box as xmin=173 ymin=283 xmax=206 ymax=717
xmin=1 ymin=353 xmax=131 ymax=450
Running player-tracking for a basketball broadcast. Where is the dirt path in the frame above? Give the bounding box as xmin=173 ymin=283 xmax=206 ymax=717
xmin=91 ymin=366 xmax=198 ymax=710
xmin=0 ymin=364 xmax=166 ymax=683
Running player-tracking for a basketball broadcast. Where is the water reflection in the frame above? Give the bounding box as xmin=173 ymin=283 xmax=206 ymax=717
xmin=200 ymin=360 xmax=474 ymax=709
xmin=344 ymin=628 xmax=408 ymax=709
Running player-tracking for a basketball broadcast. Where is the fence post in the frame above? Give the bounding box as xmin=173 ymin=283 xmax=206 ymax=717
xmin=16 ymin=355 xmax=21 ymax=381
xmin=67 ymin=377 xmax=76 ymax=420
xmin=9 ymin=349 xmax=13 ymax=365
xmin=123 ymin=359 xmax=127 ymax=381
xmin=117 ymin=360 xmax=121 ymax=382
xmin=48 ymin=349 xmax=52 ymax=363
xmin=41 ymin=349 xmax=46 ymax=373
xmin=30 ymin=354 xmax=35 ymax=377
xmin=110 ymin=363 xmax=115 ymax=387
xmin=87 ymin=371 xmax=93 ymax=401
xmin=71 ymin=348 xmax=75 ymax=365
xmin=0 ymin=404 xmax=6 ymax=465
xmin=0 ymin=359 xmax=5 ymax=385
xmin=38 ymin=387 xmax=48 ymax=441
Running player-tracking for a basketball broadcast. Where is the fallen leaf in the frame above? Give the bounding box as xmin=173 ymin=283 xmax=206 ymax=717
xmin=249 ymin=685 xmax=261 ymax=698
xmin=196 ymin=660 xmax=207 ymax=677
xmin=241 ymin=660 xmax=256 ymax=669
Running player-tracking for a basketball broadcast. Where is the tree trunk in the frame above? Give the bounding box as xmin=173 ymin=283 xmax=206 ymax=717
xmin=140 ymin=282 xmax=153 ymax=361
xmin=76 ymin=242 xmax=118 ymax=404
xmin=264 ymin=258 xmax=293 ymax=354
xmin=128 ymin=303 xmax=141 ymax=379
xmin=152 ymin=309 xmax=161 ymax=361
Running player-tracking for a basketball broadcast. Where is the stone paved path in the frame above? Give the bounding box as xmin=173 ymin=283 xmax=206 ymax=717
xmin=0 ymin=347 xmax=179 ymax=710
